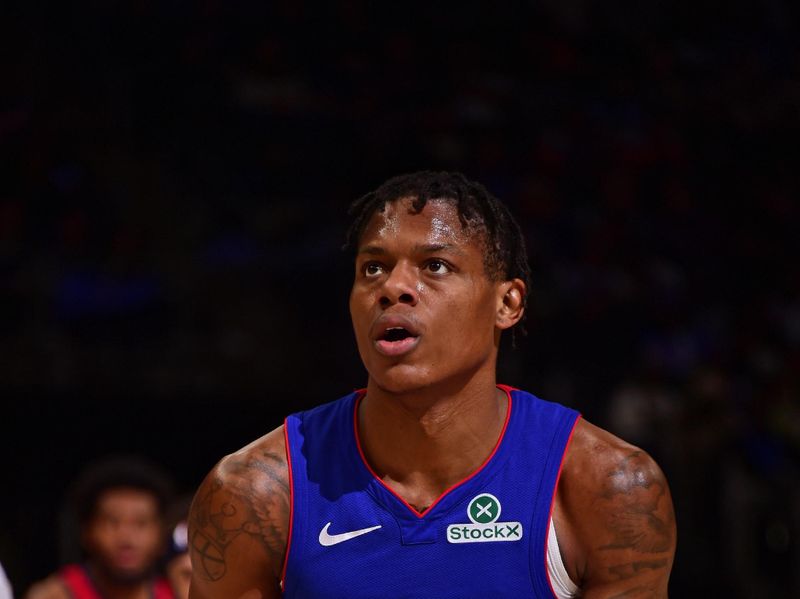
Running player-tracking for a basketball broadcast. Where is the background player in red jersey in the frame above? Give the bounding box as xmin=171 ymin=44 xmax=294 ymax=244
xmin=188 ymin=171 xmax=677 ymax=598
xmin=25 ymin=456 xmax=175 ymax=599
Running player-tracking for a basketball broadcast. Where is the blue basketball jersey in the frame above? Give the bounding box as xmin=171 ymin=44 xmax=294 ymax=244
xmin=282 ymin=386 xmax=580 ymax=598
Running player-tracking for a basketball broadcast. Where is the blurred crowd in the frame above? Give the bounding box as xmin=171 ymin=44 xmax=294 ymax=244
xmin=2 ymin=1 xmax=799 ymax=597
xmin=22 ymin=456 xmax=191 ymax=599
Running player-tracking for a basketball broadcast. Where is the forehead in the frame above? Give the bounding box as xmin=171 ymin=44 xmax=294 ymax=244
xmin=358 ymin=197 xmax=484 ymax=250
xmin=95 ymin=488 xmax=159 ymax=516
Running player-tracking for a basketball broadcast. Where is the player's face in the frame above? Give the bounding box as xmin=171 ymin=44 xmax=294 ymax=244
xmin=350 ymin=198 xmax=513 ymax=394
xmin=83 ymin=488 xmax=164 ymax=583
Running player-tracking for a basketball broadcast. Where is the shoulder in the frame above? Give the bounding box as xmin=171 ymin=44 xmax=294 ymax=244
xmin=23 ymin=576 xmax=70 ymax=599
xmin=562 ymin=419 xmax=668 ymax=498
xmin=206 ymin=425 xmax=289 ymax=504
xmin=188 ymin=425 xmax=288 ymax=598
xmin=556 ymin=419 xmax=676 ymax=597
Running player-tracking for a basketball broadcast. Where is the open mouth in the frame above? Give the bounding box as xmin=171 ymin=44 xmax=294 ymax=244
xmin=375 ymin=326 xmax=420 ymax=356
xmin=382 ymin=327 xmax=415 ymax=342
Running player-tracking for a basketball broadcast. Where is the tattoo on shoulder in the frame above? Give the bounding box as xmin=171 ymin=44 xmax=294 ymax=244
xmin=598 ymin=450 xmax=675 ymax=557
xmin=608 ymin=558 xmax=668 ymax=581
xmin=189 ymin=450 xmax=289 ymax=582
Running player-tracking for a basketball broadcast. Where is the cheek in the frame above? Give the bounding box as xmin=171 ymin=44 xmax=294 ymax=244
xmin=87 ymin=525 xmax=111 ymax=548
xmin=440 ymin=289 xmax=496 ymax=340
xmin=349 ymin=296 xmax=363 ymax=333
xmin=145 ymin=525 xmax=162 ymax=547
xmin=133 ymin=524 xmax=162 ymax=552
xmin=350 ymin=289 xmax=375 ymax=329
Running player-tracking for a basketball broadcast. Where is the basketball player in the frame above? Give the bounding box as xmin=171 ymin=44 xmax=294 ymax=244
xmin=188 ymin=172 xmax=676 ymax=598
xmin=26 ymin=456 xmax=175 ymax=599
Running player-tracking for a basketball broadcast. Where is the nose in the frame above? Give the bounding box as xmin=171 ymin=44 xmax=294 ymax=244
xmin=379 ymin=263 xmax=418 ymax=308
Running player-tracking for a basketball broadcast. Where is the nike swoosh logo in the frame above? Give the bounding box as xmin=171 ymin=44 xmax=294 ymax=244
xmin=318 ymin=522 xmax=382 ymax=546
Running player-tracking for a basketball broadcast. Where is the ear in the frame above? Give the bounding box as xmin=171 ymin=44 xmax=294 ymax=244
xmin=495 ymin=278 xmax=526 ymax=330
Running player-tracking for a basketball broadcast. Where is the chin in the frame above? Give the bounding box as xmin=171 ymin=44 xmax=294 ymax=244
xmin=369 ymin=364 xmax=436 ymax=395
xmin=104 ymin=564 xmax=153 ymax=585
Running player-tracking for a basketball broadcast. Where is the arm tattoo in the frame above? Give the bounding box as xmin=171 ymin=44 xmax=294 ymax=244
xmin=608 ymin=558 xmax=668 ymax=581
xmin=598 ymin=451 xmax=673 ymax=556
xmin=190 ymin=450 xmax=289 ymax=582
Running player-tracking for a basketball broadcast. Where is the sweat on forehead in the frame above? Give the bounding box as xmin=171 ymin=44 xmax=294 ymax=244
xmin=368 ymin=196 xmax=486 ymax=237
xmin=357 ymin=196 xmax=503 ymax=278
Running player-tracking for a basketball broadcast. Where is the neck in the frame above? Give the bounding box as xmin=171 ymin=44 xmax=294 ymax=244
xmin=86 ymin=563 xmax=152 ymax=599
xmin=358 ymin=371 xmax=509 ymax=510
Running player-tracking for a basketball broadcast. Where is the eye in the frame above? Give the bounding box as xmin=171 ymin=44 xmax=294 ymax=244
xmin=363 ymin=262 xmax=384 ymax=277
xmin=425 ymin=260 xmax=451 ymax=274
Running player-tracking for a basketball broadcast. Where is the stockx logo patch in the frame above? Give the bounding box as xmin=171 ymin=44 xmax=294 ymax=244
xmin=447 ymin=493 xmax=523 ymax=543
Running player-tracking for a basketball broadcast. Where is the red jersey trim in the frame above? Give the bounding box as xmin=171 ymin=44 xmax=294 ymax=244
xmin=60 ymin=565 xmax=101 ymax=599
xmin=544 ymin=414 xmax=582 ymax=599
xmin=352 ymin=385 xmax=514 ymax=519
xmin=280 ymin=420 xmax=294 ymax=591
xmin=59 ymin=564 xmax=174 ymax=599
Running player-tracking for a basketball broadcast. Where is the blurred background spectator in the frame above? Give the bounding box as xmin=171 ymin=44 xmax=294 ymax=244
xmin=23 ymin=455 xmax=175 ymax=599
xmin=2 ymin=1 xmax=799 ymax=597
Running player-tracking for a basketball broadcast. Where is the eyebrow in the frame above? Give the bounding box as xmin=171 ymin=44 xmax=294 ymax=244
xmin=357 ymin=243 xmax=465 ymax=255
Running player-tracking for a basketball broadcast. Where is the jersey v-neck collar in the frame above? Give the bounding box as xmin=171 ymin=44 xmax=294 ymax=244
xmin=350 ymin=385 xmax=516 ymax=523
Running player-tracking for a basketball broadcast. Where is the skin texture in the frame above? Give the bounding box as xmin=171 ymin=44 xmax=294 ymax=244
xmin=25 ymin=489 xmax=166 ymax=599
xmin=187 ymin=197 xmax=676 ymax=598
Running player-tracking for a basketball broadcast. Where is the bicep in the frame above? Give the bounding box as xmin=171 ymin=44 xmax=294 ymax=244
xmin=580 ymin=451 xmax=676 ymax=598
xmin=188 ymin=440 xmax=290 ymax=599
xmin=188 ymin=532 xmax=280 ymax=599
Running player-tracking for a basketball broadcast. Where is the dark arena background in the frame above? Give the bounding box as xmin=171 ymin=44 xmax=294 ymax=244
xmin=2 ymin=2 xmax=799 ymax=597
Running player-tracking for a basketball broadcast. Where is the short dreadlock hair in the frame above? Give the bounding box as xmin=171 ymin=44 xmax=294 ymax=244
xmin=344 ymin=171 xmax=532 ymax=330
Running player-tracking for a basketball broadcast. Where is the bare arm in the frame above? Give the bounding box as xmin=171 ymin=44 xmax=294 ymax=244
xmin=555 ymin=420 xmax=676 ymax=598
xmin=188 ymin=426 xmax=290 ymax=599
